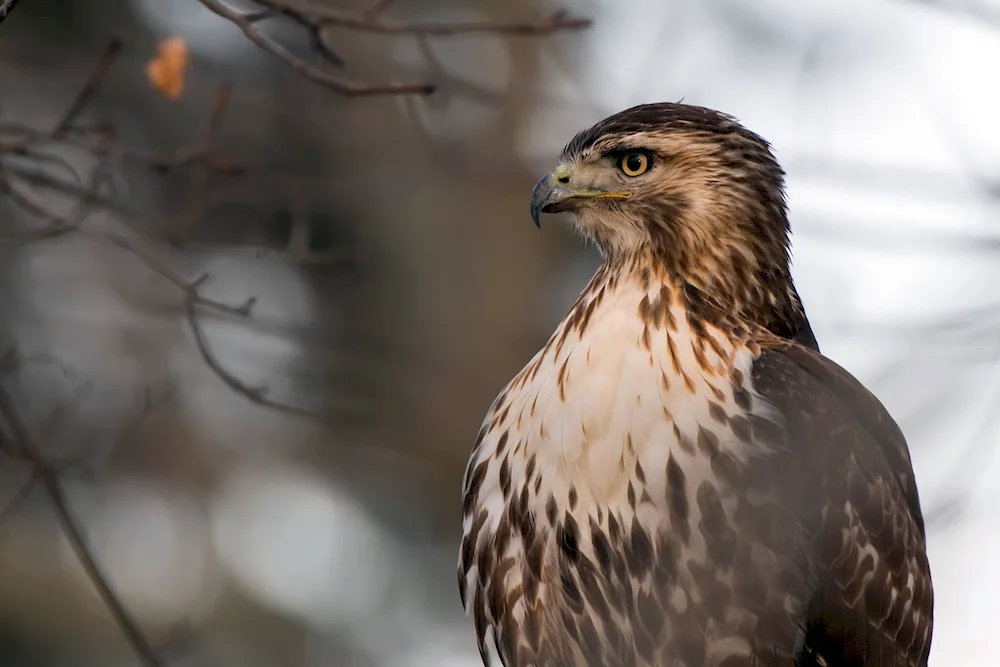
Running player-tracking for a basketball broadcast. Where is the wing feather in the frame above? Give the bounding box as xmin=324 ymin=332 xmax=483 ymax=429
xmin=751 ymin=338 xmax=933 ymax=667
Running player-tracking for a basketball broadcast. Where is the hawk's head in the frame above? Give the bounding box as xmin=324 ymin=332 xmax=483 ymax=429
xmin=531 ymin=102 xmax=800 ymax=332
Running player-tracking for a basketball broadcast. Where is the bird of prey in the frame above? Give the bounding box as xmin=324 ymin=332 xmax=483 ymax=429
xmin=458 ymin=103 xmax=932 ymax=667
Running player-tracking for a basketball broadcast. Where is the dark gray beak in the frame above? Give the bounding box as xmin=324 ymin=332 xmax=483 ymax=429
xmin=529 ymin=171 xmax=631 ymax=228
xmin=530 ymin=172 xmax=575 ymax=229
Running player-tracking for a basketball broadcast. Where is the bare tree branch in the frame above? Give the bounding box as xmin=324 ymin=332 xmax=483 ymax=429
xmin=92 ymin=226 xmax=337 ymax=422
xmin=169 ymin=83 xmax=233 ymax=244
xmin=52 ymin=40 xmax=124 ymax=139
xmin=0 ymin=40 xmax=121 ymax=242
xmin=0 ymin=155 xmax=106 ymax=242
xmin=91 ymin=229 xmax=254 ymax=316
xmin=1 ymin=40 xmax=325 ymax=421
xmin=185 ymin=299 xmax=329 ymax=422
xmin=197 ymin=0 xmax=435 ymax=95
xmin=252 ymin=0 xmax=591 ymax=34
xmin=0 ymin=53 xmax=333 ymax=646
xmin=0 ymin=7 xmax=592 ymax=658
xmin=1 ymin=164 xmax=125 ymax=216
xmin=0 ymin=367 xmax=166 ymax=667
xmin=196 ymin=0 xmax=590 ymax=96
xmin=245 ymin=3 xmax=347 ymax=67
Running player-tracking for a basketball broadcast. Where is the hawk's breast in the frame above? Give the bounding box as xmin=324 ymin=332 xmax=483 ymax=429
xmin=459 ymin=274 xmax=807 ymax=667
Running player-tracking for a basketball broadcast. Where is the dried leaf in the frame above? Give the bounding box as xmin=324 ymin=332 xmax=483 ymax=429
xmin=146 ymin=38 xmax=190 ymax=100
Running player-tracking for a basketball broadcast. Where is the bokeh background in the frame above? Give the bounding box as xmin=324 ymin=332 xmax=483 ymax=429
xmin=1 ymin=0 xmax=998 ymax=665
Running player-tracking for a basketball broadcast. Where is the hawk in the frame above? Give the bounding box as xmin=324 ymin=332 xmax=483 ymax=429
xmin=458 ymin=103 xmax=933 ymax=667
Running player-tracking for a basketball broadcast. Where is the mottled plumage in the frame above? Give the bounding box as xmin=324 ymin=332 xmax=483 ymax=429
xmin=459 ymin=103 xmax=932 ymax=667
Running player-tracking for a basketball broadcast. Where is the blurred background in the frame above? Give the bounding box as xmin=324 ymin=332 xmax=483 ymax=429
xmin=0 ymin=0 xmax=997 ymax=665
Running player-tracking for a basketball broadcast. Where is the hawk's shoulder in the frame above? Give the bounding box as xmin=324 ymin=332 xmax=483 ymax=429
xmin=751 ymin=336 xmax=925 ymax=533
xmin=748 ymin=335 xmax=933 ymax=666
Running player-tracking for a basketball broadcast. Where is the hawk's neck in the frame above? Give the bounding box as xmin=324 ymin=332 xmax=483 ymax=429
xmin=603 ymin=250 xmax=816 ymax=351
xmin=467 ymin=259 xmax=764 ymax=516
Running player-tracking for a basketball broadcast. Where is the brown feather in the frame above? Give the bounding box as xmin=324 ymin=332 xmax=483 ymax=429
xmin=751 ymin=336 xmax=933 ymax=666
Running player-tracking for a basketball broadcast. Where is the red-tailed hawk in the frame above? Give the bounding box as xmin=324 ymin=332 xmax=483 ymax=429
xmin=458 ymin=103 xmax=933 ymax=667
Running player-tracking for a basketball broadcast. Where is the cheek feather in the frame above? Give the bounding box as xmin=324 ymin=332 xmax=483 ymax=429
xmin=572 ymin=207 xmax=651 ymax=257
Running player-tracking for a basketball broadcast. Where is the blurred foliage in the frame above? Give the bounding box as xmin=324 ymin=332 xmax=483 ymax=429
xmin=0 ymin=0 xmax=585 ymax=665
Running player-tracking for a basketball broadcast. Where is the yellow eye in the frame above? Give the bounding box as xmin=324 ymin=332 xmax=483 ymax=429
xmin=619 ymin=152 xmax=650 ymax=176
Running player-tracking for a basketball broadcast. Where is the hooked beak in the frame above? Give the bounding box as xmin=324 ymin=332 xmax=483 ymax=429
xmin=529 ymin=170 xmax=631 ymax=228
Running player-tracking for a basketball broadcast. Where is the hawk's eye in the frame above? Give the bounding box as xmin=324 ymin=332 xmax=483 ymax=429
xmin=619 ymin=152 xmax=650 ymax=177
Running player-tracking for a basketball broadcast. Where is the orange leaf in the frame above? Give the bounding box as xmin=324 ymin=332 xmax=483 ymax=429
xmin=147 ymin=38 xmax=190 ymax=100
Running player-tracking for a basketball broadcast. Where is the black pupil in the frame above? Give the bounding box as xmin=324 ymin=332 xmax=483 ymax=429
xmin=625 ymin=154 xmax=643 ymax=172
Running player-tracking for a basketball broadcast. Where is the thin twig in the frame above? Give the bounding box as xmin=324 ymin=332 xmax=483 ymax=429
xmin=2 ymin=124 xmax=242 ymax=175
xmin=250 ymin=6 xmax=346 ymax=66
xmin=204 ymin=83 xmax=232 ymax=139
xmin=3 ymin=165 xmax=343 ymax=265
xmin=251 ymin=0 xmax=590 ymax=34
xmin=1 ymin=38 xmax=241 ymax=247
xmin=2 ymin=35 xmax=370 ymax=444
xmin=88 ymin=225 xmax=332 ymax=420
xmin=184 ymin=299 xmax=330 ymax=423
xmin=0 ymin=176 xmax=78 ymax=240
xmin=88 ymin=228 xmax=254 ymax=316
xmin=0 ymin=380 xmax=166 ymax=667
xmin=197 ymin=0 xmax=435 ymax=96
xmin=1 ymin=144 xmax=86 ymax=188
xmin=0 ymin=43 xmax=341 ymax=656
xmin=169 ymin=83 xmax=234 ymax=244
xmin=196 ymin=0 xmax=590 ymax=96
xmin=0 ymin=155 xmax=106 ymax=242
xmin=52 ymin=40 xmax=124 ymax=139
xmin=2 ymin=164 xmax=124 ymax=215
